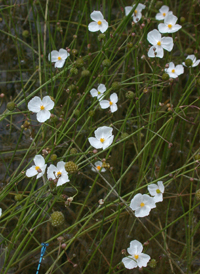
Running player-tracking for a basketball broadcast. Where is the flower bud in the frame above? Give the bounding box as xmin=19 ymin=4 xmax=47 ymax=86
xmin=185 ymin=48 xmax=193 ymax=55
xmin=162 ymin=73 xmax=169 ymax=81
xmin=14 ymin=194 xmax=23 ymax=201
xmin=102 ymin=59 xmax=111 ymax=67
xmin=125 ymin=91 xmax=135 ymax=99
xmin=127 ymin=42 xmax=133 ymax=48
xmin=50 ymin=154 xmax=57 ymax=161
xmin=70 ymin=148 xmax=77 ymax=155
xmin=89 ymin=110 xmax=95 ymax=117
xmin=81 ymin=70 xmax=90 ymax=77
xmin=22 ymin=30 xmax=29 ymax=38
xmin=180 ymin=17 xmax=186 ymax=24
xmin=111 ymin=82 xmax=121 ymax=90
xmin=121 ymin=132 xmax=129 ymax=139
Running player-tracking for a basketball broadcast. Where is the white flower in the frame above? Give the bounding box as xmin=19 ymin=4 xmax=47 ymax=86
xmin=155 ymin=5 xmax=173 ymax=20
xmin=88 ymin=126 xmax=114 ymax=150
xmin=47 ymin=161 xmax=69 ymax=187
xmin=0 ymin=208 xmax=2 ymax=217
xmin=90 ymin=84 xmax=106 ymax=101
xmin=122 ymin=240 xmax=151 ymax=269
xmin=182 ymin=55 xmax=200 ymax=67
xmin=28 ymin=96 xmax=54 ymax=123
xmin=147 ymin=29 xmax=174 ymax=58
xmin=88 ymin=11 xmax=108 ymax=33
xmin=148 ymin=181 xmax=164 ymax=203
xmin=99 ymin=93 xmax=118 ymax=113
xmin=26 ymin=155 xmax=47 ymax=179
xmin=158 ymin=14 xmax=182 ymax=33
xmin=165 ymin=62 xmax=184 ymax=78
xmin=48 ymin=49 xmax=70 ymax=68
xmin=125 ymin=3 xmax=146 ymax=23
xmin=130 ymin=193 xmax=156 ymax=217
xmin=91 ymin=161 xmax=106 ymax=172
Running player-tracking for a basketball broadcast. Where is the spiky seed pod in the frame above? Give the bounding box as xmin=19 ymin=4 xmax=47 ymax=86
xmin=7 ymin=101 xmax=15 ymax=111
xmin=70 ymin=148 xmax=77 ymax=155
xmin=81 ymin=70 xmax=90 ymax=77
xmin=185 ymin=59 xmax=193 ymax=67
xmin=102 ymin=59 xmax=111 ymax=67
xmin=14 ymin=194 xmax=23 ymax=201
xmin=111 ymin=82 xmax=121 ymax=90
xmin=50 ymin=211 xmax=65 ymax=227
xmin=162 ymin=73 xmax=169 ymax=81
xmin=65 ymin=161 xmax=78 ymax=174
xmin=125 ymin=91 xmax=135 ymax=99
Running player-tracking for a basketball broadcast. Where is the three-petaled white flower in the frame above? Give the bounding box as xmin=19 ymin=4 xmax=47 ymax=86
xmin=88 ymin=126 xmax=114 ymax=150
xmin=147 ymin=29 xmax=174 ymax=58
xmin=122 ymin=240 xmax=151 ymax=269
xmin=91 ymin=161 xmax=106 ymax=172
xmin=125 ymin=3 xmax=146 ymax=23
xmin=100 ymin=93 xmax=118 ymax=113
xmin=182 ymin=55 xmax=200 ymax=67
xmin=47 ymin=161 xmax=69 ymax=187
xmin=48 ymin=49 xmax=70 ymax=68
xmin=90 ymin=84 xmax=106 ymax=101
xmin=155 ymin=5 xmax=173 ymax=20
xmin=130 ymin=193 xmax=156 ymax=217
xmin=88 ymin=11 xmax=108 ymax=33
xmin=148 ymin=181 xmax=165 ymax=203
xmin=28 ymin=96 xmax=54 ymax=123
xmin=26 ymin=155 xmax=47 ymax=179
xmin=165 ymin=62 xmax=184 ymax=78
xmin=158 ymin=14 xmax=182 ymax=33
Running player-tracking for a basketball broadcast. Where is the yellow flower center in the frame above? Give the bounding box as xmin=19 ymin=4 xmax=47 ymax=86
xmin=134 ymin=254 xmax=139 ymax=260
xmin=58 ymin=56 xmax=62 ymax=60
xmin=109 ymin=101 xmax=113 ymax=105
xmin=100 ymin=138 xmax=105 ymax=143
xmin=134 ymin=9 xmax=137 ymax=14
xmin=168 ymin=24 xmax=172 ymax=29
xmin=156 ymin=189 xmax=161 ymax=194
xmin=140 ymin=202 xmax=145 ymax=207
xmin=163 ymin=12 xmax=166 ymax=17
xmin=35 ymin=166 xmax=40 ymax=171
xmin=98 ymin=91 xmax=101 ymax=95
xmin=57 ymin=171 xmax=62 ymax=177
xmin=96 ymin=165 xmax=101 ymax=170
xmin=97 ymin=21 xmax=102 ymax=25
xmin=171 ymin=69 xmax=175 ymax=73
xmin=40 ymin=105 xmax=45 ymax=110
xmin=157 ymin=41 xmax=161 ymax=46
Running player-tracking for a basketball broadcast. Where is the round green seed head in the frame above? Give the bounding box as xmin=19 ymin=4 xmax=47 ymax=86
xmin=50 ymin=154 xmax=57 ymax=161
xmin=121 ymin=132 xmax=129 ymax=139
xmin=149 ymin=259 xmax=157 ymax=268
xmin=72 ymin=49 xmax=78 ymax=55
xmin=185 ymin=58 xmax=193 ymax=67
xmin=185 ymin=48 xmax=193 ymax=55
xmin=125 ymin=91 xmax=135 ymax=99
xmin=127 ymin=42 xmax=133 ymax=49
xmin=194 ymin=153 xmax=200 ymax=160
xmin=67 ymin=84 xmax=76 ymax=92
xmin=73 ymin=109 xmax=80 ymax=116
xmin=81 ymin=70 xmax=90 ymax=77
xmin=162 ymin=73 xmax=169 ymax=81
xmin=65 ymin=161 xmax=78 ymax=174
xmin=98 ymin=33 xmax=106 ymax=41
xmin=111 ymin=82 xmax=121 ymax=90
xmin=70 ymin=148 xmax=77 ymax=155
xmin=7 ymin=101 xmax=15 ymax=111
xmin=102 ymin=59 xmax=111 ymax=67
xmin=75 ymin=58 xmax=84 ymax=68
xmin=50 ymin=211 xmax=65 ymax=227
xmin=195 ymin=189 xmax=200 ymax=201
xmin=22 ymin=30 xmax=29 ymax=38
xmin=89 ymin=110 xmax=95 ymax=117
xmin=15 ymin=194 xmax=23 ymax=201
xmin=70 ymin=67 xmax=78 ymax=75
xmin=180 ymin=17 xmax=186 ymax=24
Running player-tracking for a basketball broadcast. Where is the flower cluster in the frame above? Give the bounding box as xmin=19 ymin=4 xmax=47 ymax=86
xmin=26 ymin=155 xmax=70 ymax=187
xmin=125 ymin=3 xmax=146 ymax=23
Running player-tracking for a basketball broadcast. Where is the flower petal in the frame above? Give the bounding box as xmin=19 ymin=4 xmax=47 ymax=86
xmin=100 ymin=100 xmax=110 ymax=109
xmin=34 ymin=155 xmax=45 ymax=167
xmin=157 ymin=181 xmax=165 ymax=193
xmin=137 ymin=253 xmax=151 ymax=267
xmin=90 ymin=88 xmax=98 ymax=97
xmin=28 ymin=97 xmax=42 ymax=113
xmin=90 ymin=10 xmax=104 ymax=22
xmin=153 ymin=193 xmax=163 ymax=203
xmin=133 ymin=12 xmax=142 ymax=23
xmin=94 ymin=126 xmax=113 ymax=140
xmin=148 ymin=184 xmax=158 ymax=196
xmin=36 ymin=164 xmax=47 ymax=178
xmin=168 ymin=24 xmax=182 ymax=33
xmin=122 ymin=256 xmax=137 ymax=269
xmin=161 ymin=37 xmax=173 ymax=51
xmin=147 ymin=29 xmax=161 ymax=45
xmin=110 ymin=103 xmax=118 ymax=113
xmin=99 ymin=20 xmax=108 ymax=33
xmin=48 ymin=50 xmax=59 ymax=62
xmin=36 ymin=109 xmax=51 ymax=123
xmin=128 ymin=240 xmax=143 ymax=255
xmin=98 ymin=84 xmax=106 ymax=93
xmin=135 ymin=206 xmax=151 ymax=217
xmin=158 ymin=23 xmax=169 ymax=33
xmin=192 ymin=60 xmax=200 ymax=67
xmin=26 ymin=166 xmax=37 ymax=177
xmin=88 ymin=22 xmax=99 ymax=32
xmin=165 ymin=14 xmax=177 ymax=25
xmin=47 ymin=164 xmax=57 ymax=180
xmin=57 ymin=175 xmax=69 ymax=186
xmin=110 ymin=93 xmax=118 ymax=103
xmin=55 ymin=59 xmax=65 ymax=68
xmin=59 ymin=48 xmax=70 ymax=60
xmin=137 ymin=3 xmax=146 ymax=11
xmin=88 ymin=137 xmax=103 ymax=149
xmin=130 ymin=193 xmax=142 ymax=210
xmin=42 ymin=96 xmax=54 ymax=111
xmin=102 ymin=135 xmax=114 ymax=150
xmin=125 ymin=6 xmax=133 ymax=16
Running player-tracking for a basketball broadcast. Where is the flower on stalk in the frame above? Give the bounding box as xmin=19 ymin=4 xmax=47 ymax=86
xmin=90 ymin=84 xmax=106 ymax=101
xmin=91 ymin=161 xmax=106 ymax=172
xmin=28 ymin=96 xmax=54 ymax=123
xmin=147 ymin=29 xmax=174 ymax=58
xmin=130 ymin=193 xmax=156 ymax=217
xmin=125 ymin=3 xmax=146 ymax=23
xmin=155 ymin=5 xmax=173 ymax=20
xmin=47 ymin=161 xmax=69 ymax=186
xmin=88 ymin=11 xmax=108 ymax=33
xmin=148 ymin=181 xmax=165 ymax=203
xmin=99 ymin=93 xmax=118 ymax=113
xmin=122 ymin=240 xmax=151 ymax=269
xmin=158 ymin=14 xmax=182 ymax=33
xmin=48 ymin=49 xmax=70 ymax=68
xmin=26 ymin=155 xmax=47 ymax=179
xmin=164 ymin=62 xmax=184 ymax=78
xmin=88 ymin=126 xmax=114 ymax=150
xmin=182 ymin=55 xmax=200 ymax=67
